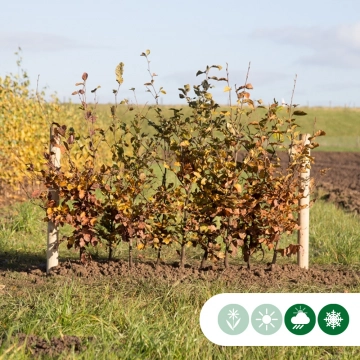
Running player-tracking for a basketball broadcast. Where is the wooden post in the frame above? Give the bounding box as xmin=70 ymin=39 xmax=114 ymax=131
xmin=47 ymin=125 xmax=60 ymax=273
xmin=297 ymin=134 xmax=310 ymax=269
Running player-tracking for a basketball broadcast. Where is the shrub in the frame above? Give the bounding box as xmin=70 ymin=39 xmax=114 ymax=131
xmin=28 ymin=50 xmax=325 ymax=269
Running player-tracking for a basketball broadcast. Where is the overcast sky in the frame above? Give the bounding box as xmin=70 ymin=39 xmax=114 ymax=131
xmin=1 ymin=0 xmax=360 ymax=107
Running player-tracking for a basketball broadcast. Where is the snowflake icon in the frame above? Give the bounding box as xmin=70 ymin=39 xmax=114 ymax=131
xmin=324 ymin=310 xmax=343 ymax=329
xmin=318 ymin=304 xmax=349 ymax=335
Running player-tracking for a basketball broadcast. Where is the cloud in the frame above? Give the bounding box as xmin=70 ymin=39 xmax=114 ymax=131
xmin=0 ymin=32 xmax=90 ymax=52
xmin=252 ymin=23 xmax=360 ymax=68
xmin=291 ymin=312 xmax=310 ymax=325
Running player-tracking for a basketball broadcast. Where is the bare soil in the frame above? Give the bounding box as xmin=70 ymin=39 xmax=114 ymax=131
xmin=310 ymin=152 xmax=360 ymax=213
xmin=235 ymin=151 xmax=360 ymax=213
xmin=12 ymin=333 xmax=87 ymax=358
xmin=1 ymin=259 xmax=359 ymax=290
xmin=271 ymin=151 xmax=360 ymax=213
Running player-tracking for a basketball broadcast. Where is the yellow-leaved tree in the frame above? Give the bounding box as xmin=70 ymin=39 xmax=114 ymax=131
xmin=0 ymin=50 xmax=81 ymax=201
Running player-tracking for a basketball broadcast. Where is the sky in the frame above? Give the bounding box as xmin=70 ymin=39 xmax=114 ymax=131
xmin=1 ymin=0 xmax=360 ymax=107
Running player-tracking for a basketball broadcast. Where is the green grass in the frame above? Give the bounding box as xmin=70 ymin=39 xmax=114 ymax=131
xmin=1 ymin=278 xmax=360 ymax=359
xmin=233 ymin=105 xmax=360 ymax=152
xmin=64 ymin=103 xmax=360 ymax=154
xmin=0 ymin=200 xmax=360 ymax=358
xmin=276 ymin=106 xmax=360 ymax=152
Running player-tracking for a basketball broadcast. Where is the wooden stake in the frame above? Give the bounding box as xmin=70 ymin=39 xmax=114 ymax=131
xmin=47 ymin=125 xmax=60 ymax=273
xmin=297 ymin=134 xmax=310 ymax=269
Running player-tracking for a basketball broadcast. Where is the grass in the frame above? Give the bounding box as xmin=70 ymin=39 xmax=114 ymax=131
xmin=0 ymin=200 xmax=359 ymax=358
xmin=1 ymin=279 xmax=360 ymax=359
xmin=65 ymin=103 xmax=360 ymax=154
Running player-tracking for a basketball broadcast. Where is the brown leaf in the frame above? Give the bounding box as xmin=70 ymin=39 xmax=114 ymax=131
xmin=230 ymin=242 xmax=238 ymax=256
xmin=234 ymin=183 xmax=242 ymax=193
xmin=276 ymin=244 xmax=301 ymax=257
xmin=31 ymin=189 xmax=41 ymax=198
xmin=82 ymin=72 xmax=88 ymax=81
xmin=237 ymin=239 xmax=244 ymax=247
xmin=83 ymin=233 xmax=91 ymax=243
xmin=208 ymin=225 xmax=217 ymax=232
xmin=81 ymin=216 xmax=89 ymax=226
xmin=79 ymin=189 xmax=85 ymax=199
xmin=237 ymin=91 xmax=250 ymax=99
xmin=80 ymin=252 xmax=87 ymax=263
xmin=224 ymin=208 xmax=233 ymax=216
xmin=47 ymin=200 xmax=56 ymax=208
xmin=239 ymin=231 xmax=247 ymax=239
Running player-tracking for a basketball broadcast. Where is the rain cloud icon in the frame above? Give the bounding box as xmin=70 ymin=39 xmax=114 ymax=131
xmin=291 ymin=311 xmax=310 ymax=329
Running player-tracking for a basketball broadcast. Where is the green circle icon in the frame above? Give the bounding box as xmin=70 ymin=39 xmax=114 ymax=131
xmin=318 ymin=304 xmax=349 ymax=335
xmin=284 ymin=304 xmax=316 ymax=335
xmin=251 ymin=304 xmax=282 ymax=335
xmin=218 ymin=304 xmax=249 ymax=335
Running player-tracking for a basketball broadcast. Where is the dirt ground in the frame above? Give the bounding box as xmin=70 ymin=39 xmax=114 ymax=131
xmin=310 ymin=152 xmax=360 ymax=213
xmin=246 ymin=151 xmax=360 ymax=214
xmin=7 ymin=333 xmax=88 ymax=358
xmin=1 ymin=259 xmax=360 ymax=290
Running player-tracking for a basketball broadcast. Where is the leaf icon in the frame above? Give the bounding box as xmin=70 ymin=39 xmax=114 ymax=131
xmin=226 ymin=320 xmax=234 ymax=330
xmin=233 ymin=318 xmax=241 ymax=329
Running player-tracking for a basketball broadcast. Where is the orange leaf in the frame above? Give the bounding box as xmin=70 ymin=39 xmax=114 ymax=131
xmin=79 ymin=189 xmax=85 ymax=199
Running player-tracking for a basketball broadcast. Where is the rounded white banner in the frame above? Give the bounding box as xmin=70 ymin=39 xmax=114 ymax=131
xmin=200 ymin=293 xmax=359 ymax=346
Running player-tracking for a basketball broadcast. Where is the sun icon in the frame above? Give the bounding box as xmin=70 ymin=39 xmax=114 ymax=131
xmin=255 ymin=307 xmax=279 ymax=331
xmin=293 ymin=305 xmax=307 ymax=316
